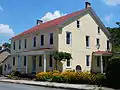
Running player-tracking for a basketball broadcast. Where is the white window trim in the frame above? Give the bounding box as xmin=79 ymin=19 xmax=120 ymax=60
xmin=86 ymin=55 xmax=90 ymax=67
xmin=66 ymin=59 xmax=72 ymax=69
xmin=40 ymin=34 xmax=44 ymax=46
xmin=49 ymin=33 xmax=53 ymax=46
xmin=33 ymin=36 xmax=37 ymax=48
xmin=66 ymin=31 xmax=72 ymax=45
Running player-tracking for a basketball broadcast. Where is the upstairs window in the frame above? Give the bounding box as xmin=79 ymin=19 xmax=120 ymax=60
xmin=107 ymin=40 xmax=110 ymax=50
xmin=13 ymin=41 xmax=15 ymax=50
xmin=41 ymin=35 xmax=44 ymax=46
xmin=33 ymin=37 xmax=36 ymax=47
xmin=77 ymin=20 xmax=80 ymax=28
xmin=19 ymin=40 xmax=21 ymax=49
xmin=24 ymin=39 xmax=27 ymax=48
xmin=86 ymin=36 xmax=90 ymax=47
xmin=67 ymin=59 xmax=71 ymax=67
xmin=86 ymin=55 xmax=90 ymax=66
xmin=24 ymin=56 xmax=26 ymax=66
xmin=66 ymin=32 xmax=72 ymax=45
xmin=96 ymin=38 xmax=100 ymax=46
xmin=50 ymin=33 xmax=53 ymax=45
xmin=98 ymin=27 xmax=100 ymax=34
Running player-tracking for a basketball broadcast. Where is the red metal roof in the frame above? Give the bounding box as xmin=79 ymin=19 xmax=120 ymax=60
xmin=12 ymin=9 xmax=85 ymax=39
xmin=93 ymin=51 xmax=112 ymax=55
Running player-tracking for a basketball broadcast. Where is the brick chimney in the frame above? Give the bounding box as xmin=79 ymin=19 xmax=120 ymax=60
xmin=85 ymin=2 xmax=91 ymax=9
xmin=37 ymin=20 xmax=43 ymax=25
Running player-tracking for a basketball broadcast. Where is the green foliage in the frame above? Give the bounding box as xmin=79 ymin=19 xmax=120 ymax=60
xmin=106 ymin=58 xmax=120 ymax=88
xmin=107 ymin=22 xmax=120 ymax=52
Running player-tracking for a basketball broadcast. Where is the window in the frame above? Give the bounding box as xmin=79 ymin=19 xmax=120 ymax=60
xmin=19 ymin=40 xmax=21 ymax=49
xmin=67 ymin=59 xmax=70 ymax=67
xmin=107 ymin=40 xmax=110 ymax=50
xmin=77 ymin=20 xmax=80 ymax=28
xmin=66 ymin=32 xmax=72 ymax=44
xmin=98 ymin=27 xmax=100 ymax=34
xmin=13 ymin=41 xmax=15 ymax=50
xmin=33 ymin=37 xmax=36 ymax=47
xmin=13 ymin=57 xmax=15 ymax=66
xmin=97 ymin=56 xmax=100 ymax=67
xmin=86 ymin=55 xmax=90 ymax=66
xmin=86 ymin=36 xmax=90 ymax=47
xmin=41 ymin=35 xmax=44 ymax=46
xmin=24 ymin=56 xmax=26 ymax=66
xmin=49 ymin=55 xmax=53 ymax=67
xmin=96 ymin=38 xmax=100 ymax=45
xmin=24 ymin=39 xmax=27 ymax=48
xmin=39 ymin=56 xmax=42 ymax=67
xmin=50 ymin=33 xmax=53 ymax=45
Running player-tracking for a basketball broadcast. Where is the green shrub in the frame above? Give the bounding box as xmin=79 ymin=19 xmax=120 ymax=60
xmin=106 ymin=58 xmax=120 ymax=88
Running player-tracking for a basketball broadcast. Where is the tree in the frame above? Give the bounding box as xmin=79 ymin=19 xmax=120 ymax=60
xmin=51 ymin=51 xmax=72 ymax=70
xmin=2 ymin=43 xmax=11 ymax=48
xmin=107 ymin=22 xmax=120 ymax=52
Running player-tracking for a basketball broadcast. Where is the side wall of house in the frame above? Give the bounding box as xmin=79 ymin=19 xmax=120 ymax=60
xmin=58 ymin=12 xmax=111 ymax=72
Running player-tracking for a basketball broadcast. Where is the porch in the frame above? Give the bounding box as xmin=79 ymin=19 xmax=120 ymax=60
xmin=16 ymin=48 xmax=56 ymax=74
xmin=91 ymin=51 xmax=112 ymax=73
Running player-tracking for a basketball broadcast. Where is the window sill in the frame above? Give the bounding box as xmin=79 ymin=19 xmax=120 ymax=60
xmin=86 ymin=47 xmax=90 ymax=49
xmin=66 ymin=66 xmax=72 ymax=69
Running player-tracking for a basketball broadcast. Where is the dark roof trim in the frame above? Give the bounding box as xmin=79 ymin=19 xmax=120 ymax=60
xmin=0 ymin=48 xmax=11 ymax=54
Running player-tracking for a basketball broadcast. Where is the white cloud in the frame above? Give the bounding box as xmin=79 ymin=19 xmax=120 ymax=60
xmin=0 ymin=24 xmax=15 ymax=36
xmin=41 ymin=10 xmax=65 ymax=22
xmin=104 ymin=14 xmax=113 ymax=25
xmin=0 ymin=5 xmax=3 ymax=12
xmin=103 ymin=0 xmax=120 ymax=6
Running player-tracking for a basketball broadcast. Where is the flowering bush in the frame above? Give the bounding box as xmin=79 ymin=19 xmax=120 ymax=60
xmin=36 ymin=71 xmax=105 ymax=85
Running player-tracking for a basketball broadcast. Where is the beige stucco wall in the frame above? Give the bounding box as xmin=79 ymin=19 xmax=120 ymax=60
xmin=58 ymin=12 xmax=111 ymax=72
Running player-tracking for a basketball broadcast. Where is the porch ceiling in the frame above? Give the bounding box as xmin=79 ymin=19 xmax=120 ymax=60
xmin=93 ymin=51 xmax=112 ymax=56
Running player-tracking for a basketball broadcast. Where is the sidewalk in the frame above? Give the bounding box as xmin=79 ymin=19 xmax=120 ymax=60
xmin=0 ymin=78 xmax=114 ymax=90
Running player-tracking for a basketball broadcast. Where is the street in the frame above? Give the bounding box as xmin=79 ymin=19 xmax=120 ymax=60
xmin=0 ymin=82 xmax=68 ymax=90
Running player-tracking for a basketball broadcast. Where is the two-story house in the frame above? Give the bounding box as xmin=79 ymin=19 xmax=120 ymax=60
xmin=6 ymin=2 xmax=112 ymax=74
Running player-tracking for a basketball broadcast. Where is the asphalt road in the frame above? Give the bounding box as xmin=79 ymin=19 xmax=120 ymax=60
xmin=0 ymin=82 xmax=68 ymax=90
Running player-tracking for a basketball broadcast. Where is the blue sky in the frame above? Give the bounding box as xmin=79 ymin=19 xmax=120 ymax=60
xmin=0 ymin=0 xmax=120 ymax=44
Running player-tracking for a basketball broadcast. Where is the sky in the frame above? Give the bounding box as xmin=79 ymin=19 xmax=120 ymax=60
xmin=0 ymin=0 xmax=120 ymax=44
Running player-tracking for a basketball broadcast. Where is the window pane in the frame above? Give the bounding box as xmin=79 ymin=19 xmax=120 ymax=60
xmin=33 ymin=37 xmax=36 ymax=47
xmin=97 ymin=56 xmax=100 ymax=67
xmin=24 ymin=39 xmax=27 ymax=48
xmin=107 ymin=40 xmax=110 ymax=50
xmin=41 ymin=35 xmax=44 ymax=46
xmin=96 ymin=38 xmax=100 ymax=45
xmin=77 ymin=21 xmax=80 ymax=28
xmin=39 ymin=56 xmax=42 ymax=67
xmin=24 ymin=56 xmax=26 ymax=66
xmin=49 ymin=55 xmax=53 ymax=67
xmin=86 ymin=55 xmax=90 ymax=66
xmin=19 ymin=40 xmax=21 ymax=49
xmin=66 ymin=32 xmax=71 ymax=44
xmin=67 ymin=59 xmax=70 ymax=67
xmin=13 ymin=42 xmax=15 ymax=50
xmin=50 ymin=33 xmax=53 ymax=45
xmin=13 ymin=57 xmax=15 ymax=66
xmin=98 ymin=27 xmax=100 ymax=34
xmin=86 ymin=36 xmax=89 ymax=47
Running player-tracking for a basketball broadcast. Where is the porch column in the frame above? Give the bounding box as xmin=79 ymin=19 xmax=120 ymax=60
xmin=44 ymin=53 xmax=47 ymax=72
xmin=100 ymin=55 xmax=103 ymax=73
xmin=26 ymin=56 xmax=28 ymax=74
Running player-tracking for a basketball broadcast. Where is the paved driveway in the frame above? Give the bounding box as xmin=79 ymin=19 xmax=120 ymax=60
xmin=0 ymin=82 xmax=68 ymax=90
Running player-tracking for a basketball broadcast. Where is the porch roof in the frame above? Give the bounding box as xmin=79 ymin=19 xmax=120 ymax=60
xmin=93 ymin=51 xmax=112 ymax=56
xmin=16 ymin=48 xmax=53 ymax=55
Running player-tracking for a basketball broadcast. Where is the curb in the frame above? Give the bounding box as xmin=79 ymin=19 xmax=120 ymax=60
xmin=0 ymin=79 xmax=114 ymax=90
